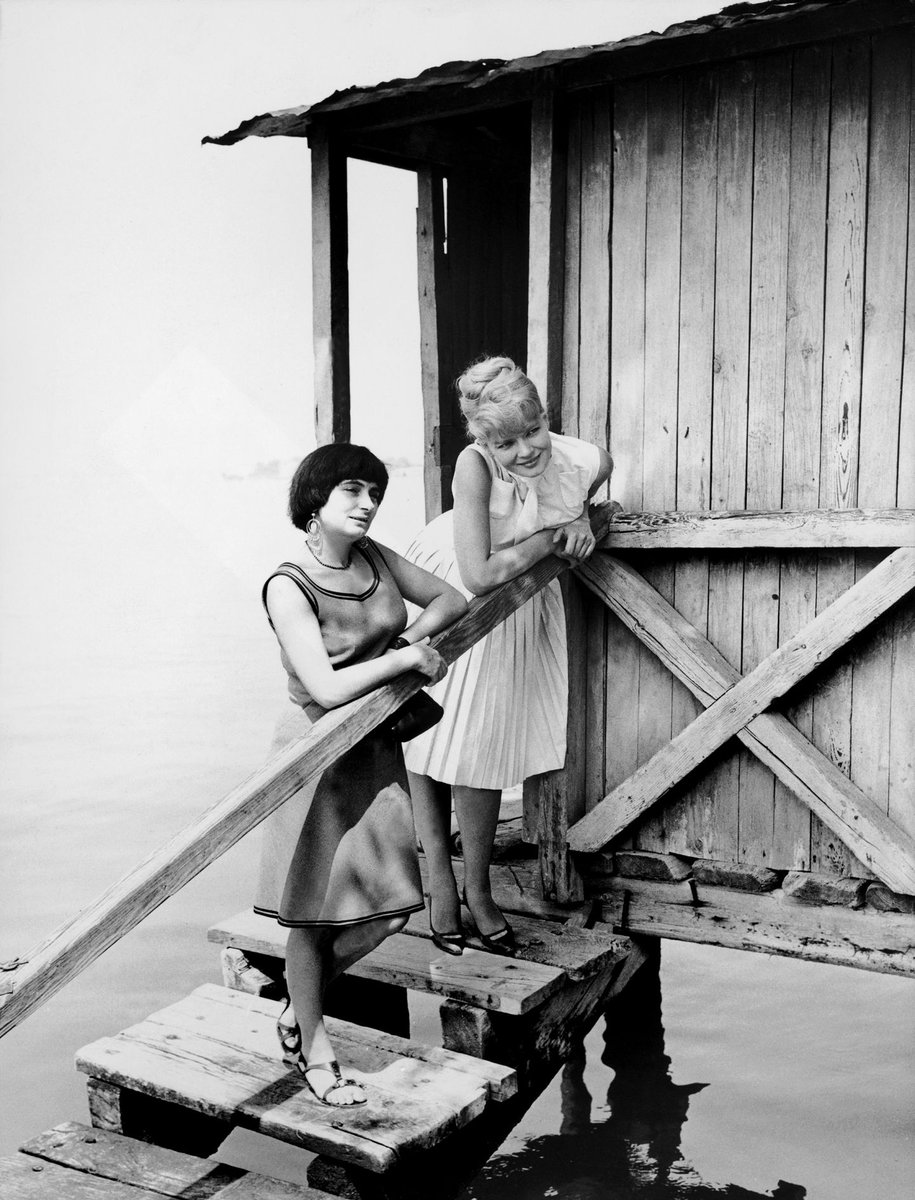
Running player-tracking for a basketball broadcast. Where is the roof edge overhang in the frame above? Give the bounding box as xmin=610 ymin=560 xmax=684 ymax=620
xmin=203 ymin=0 xmax=914 ymax=147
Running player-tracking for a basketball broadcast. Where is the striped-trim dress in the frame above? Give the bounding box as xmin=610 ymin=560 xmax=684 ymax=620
xmin=403 ymin=433 xmax=601 ymax=790
xmin=254 ymin=541 xmax=424 ymax=928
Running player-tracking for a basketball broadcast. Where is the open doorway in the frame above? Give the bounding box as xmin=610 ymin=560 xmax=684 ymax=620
xmin=347 ymin=158 xmax=425 ymax=554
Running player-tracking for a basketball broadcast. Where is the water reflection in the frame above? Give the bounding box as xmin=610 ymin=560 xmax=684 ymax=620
xmin=460 ymin=953 xmax=807 ymax=1200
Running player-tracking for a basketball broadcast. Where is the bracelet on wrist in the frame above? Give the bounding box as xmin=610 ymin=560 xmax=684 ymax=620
xmin=389 ymin=636 xmax=410 ymax=651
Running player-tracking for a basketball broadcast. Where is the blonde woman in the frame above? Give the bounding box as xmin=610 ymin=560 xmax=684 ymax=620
xmin=405 ymin=357 xmax=613 ymax=956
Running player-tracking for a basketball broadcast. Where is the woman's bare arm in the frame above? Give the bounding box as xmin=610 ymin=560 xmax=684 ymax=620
xmin=375 ymin=542 xmax=467 ymax=643
xmin=550 ymin=446 xmax=615 ymax=560
xmin=265 ymin=576 xmax=445 ymax=709
xmin=591 ymin=447 xmax=614 ymax=496
xmin=452 ymin=448 xmax=559 ymax=595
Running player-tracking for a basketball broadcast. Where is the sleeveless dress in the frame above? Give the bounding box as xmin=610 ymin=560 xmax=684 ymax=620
xmin=254 ymin=540 xmax=424 ymax=928
xmin=403 ymin=433 xmax=601 ymax=790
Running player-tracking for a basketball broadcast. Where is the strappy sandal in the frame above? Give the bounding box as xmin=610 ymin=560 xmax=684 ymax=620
xmin=298 ymin=1059 xmax=367 ymax=1107
xmin=276 ymin=999 xmax=301 ymax=1064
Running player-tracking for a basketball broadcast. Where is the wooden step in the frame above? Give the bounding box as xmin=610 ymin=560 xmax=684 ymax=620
xmin=75 ymin=984 xmax=517 ymax=1175
xmin=404 ymin=906 xmax=632 ymax=982
xmin=209 ymin=908 xmax=630 ymax=1011
xmin=208 ymin=910 xmax=565 ymax=1016
xmin=9 ymin=1121 xmax=332 ymax=1198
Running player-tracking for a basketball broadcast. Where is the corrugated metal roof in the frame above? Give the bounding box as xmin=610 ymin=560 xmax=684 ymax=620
xmin=203 ymin=0 xmax=905 ymax=146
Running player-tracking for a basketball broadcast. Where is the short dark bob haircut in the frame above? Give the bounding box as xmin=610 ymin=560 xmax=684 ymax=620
xmin=288 ymin=443 xmax=389 ymax=531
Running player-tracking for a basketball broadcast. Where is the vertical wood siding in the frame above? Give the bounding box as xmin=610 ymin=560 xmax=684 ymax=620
xmin=890 ymin=35 xmax=915 ymax=843
xmin=608 ymin=78 xmax=648 ymax=853
xmin=850 ymin=31 xmax=911 ymax=857
xmin=638 ymin=73 xmax=683 ymax=852
xmin=741 ymin=51 xmax=790 ymax=866
xmin=564 ymin=31 xmax=914 ymax=873
xmin=811 ymin=37 xmax=869 ymax=874
xmin=574 ymin=90 xmax=614 ymax=811
xmin=668 ymin=68 xmax=719 ymax=856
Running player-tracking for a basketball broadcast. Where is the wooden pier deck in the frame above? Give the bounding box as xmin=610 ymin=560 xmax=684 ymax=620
xmin=61 ymin=900 xmax=636 ymax=1192
xmin=0 ymin=805 xmax=638 ymax=1197
xmin=75 ymin=984 xmax=515 ymax=1174
xmin=4 ymin=1121 xmax=336 ymax=1198
xmin=208 ymin=907 xmax=627 ymax=1010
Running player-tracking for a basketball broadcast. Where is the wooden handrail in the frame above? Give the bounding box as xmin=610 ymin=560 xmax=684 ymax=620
xmin=0 ymin=503 xmax=620 ymax=1038
xmin=598 ymin=507 xmax=915 ymax=549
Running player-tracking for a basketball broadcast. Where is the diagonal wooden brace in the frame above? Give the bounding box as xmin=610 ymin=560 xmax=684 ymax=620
xmin=567 ymin=548 xmax=915 ymax=893
xmin=573 ymin=554 xmax=915 ymax=891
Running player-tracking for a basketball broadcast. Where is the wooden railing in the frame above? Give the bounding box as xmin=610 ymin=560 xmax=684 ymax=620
xmin=0 ymin=503 xmax=620 ymax=1039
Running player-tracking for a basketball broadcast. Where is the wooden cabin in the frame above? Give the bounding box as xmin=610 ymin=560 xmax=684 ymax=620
xmin=206 ymin=0 xmax=915 ymax=974
xmin=2 ymin=5 xmax=914 ymax=1196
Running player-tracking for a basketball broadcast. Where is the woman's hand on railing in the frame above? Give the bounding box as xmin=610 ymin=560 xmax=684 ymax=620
xmin=402 ymin=637 xmax=448 ymax=685
xmin=552 ymin=513 xmax=598 ymax=562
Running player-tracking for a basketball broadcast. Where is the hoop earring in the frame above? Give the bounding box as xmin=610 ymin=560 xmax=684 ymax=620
xmin=305 ymin=515 xmax=322 ymax=553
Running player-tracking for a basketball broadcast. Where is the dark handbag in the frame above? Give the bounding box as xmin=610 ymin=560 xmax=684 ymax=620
xmin=384 ymin=689 xmax=444 ymax=742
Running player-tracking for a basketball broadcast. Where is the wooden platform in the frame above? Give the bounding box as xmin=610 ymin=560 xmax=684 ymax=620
xmin=75 ymin=984 xmax=517 ymax=1175
xmin=208 ymin=909 xmax=631 ymax=1009
xmin=4 ymin=1121 xmax=332 ymax=1198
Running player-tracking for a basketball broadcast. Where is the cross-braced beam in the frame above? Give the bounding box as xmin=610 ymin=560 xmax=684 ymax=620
xmin=567 ymin=549 xmax=915 ymax=896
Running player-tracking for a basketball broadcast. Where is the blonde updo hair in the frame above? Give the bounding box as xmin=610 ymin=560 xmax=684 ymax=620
xmin=457 ymin=355 xmax=545 ymax=442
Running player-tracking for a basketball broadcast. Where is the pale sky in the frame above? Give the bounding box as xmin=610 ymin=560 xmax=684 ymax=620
xmin=0 ymin=0 xmax=718 ymax=469
xmin=0 ymin=0 xmax=720 ymax=677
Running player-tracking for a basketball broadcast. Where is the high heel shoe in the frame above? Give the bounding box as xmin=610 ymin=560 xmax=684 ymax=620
xmin=461 ymin=890 xmax=516 ymax=956
xmin=430 ymin=925 xmax=465 ymax=956
xmin=276 ymin=998 xmax=301 ymax=1064
xmin=476 ymin=924 xmax=516 ymax=955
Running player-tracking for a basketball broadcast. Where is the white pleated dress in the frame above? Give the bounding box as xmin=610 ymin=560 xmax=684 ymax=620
xmin=403 ymin=433 xmax=601 ymax=789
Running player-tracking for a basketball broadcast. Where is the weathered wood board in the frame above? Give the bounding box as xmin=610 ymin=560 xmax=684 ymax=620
xmin=592 ymin=874 xmax=915 ymax=975
xmin=1 ymin=1153 xmax=166 ymax=1200
xmin=75 ymin=985 xmax=515 ymax=1174
xmin=15 ymin=1122 xmax=333 ymax=1199
xmin=405 ymin=898 xmax=631 ymax=983
xmin=598 ymin=509 xmax=915 ymax=548
xmin=310 ymin=125 xmax=349 ymax=447
xmin=666 ymin=66 xmax=719 ymax=858
xmin=208 ymin=910 xmax=564 ymax=1017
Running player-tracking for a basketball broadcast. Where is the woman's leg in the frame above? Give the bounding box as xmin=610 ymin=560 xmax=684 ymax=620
xmin=284 ymin=926 xmax=365 ymax=1105
xmin=283 ymin=914 xmax=408 ymax=1104
xmin=407 ymin=770 xmax=461 ymax=933
xmin=452 ymin=785 xmax=506 ymax=936
xmin=328 ymin=914 xmax=408 ymax=980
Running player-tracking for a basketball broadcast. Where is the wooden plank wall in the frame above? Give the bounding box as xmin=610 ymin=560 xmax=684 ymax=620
xmin=564 ymin=32 xmax=914 ymax=875
xmin=562 ymin=88 xmax=614 ymax=831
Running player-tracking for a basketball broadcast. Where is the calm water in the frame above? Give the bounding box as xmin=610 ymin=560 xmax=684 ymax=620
xmin=1 ymin=466 xmax=912 ymax=1197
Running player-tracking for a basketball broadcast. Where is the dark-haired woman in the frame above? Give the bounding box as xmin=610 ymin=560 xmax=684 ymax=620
xmin=255 ymin=443 xmax=466 ymax=1108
